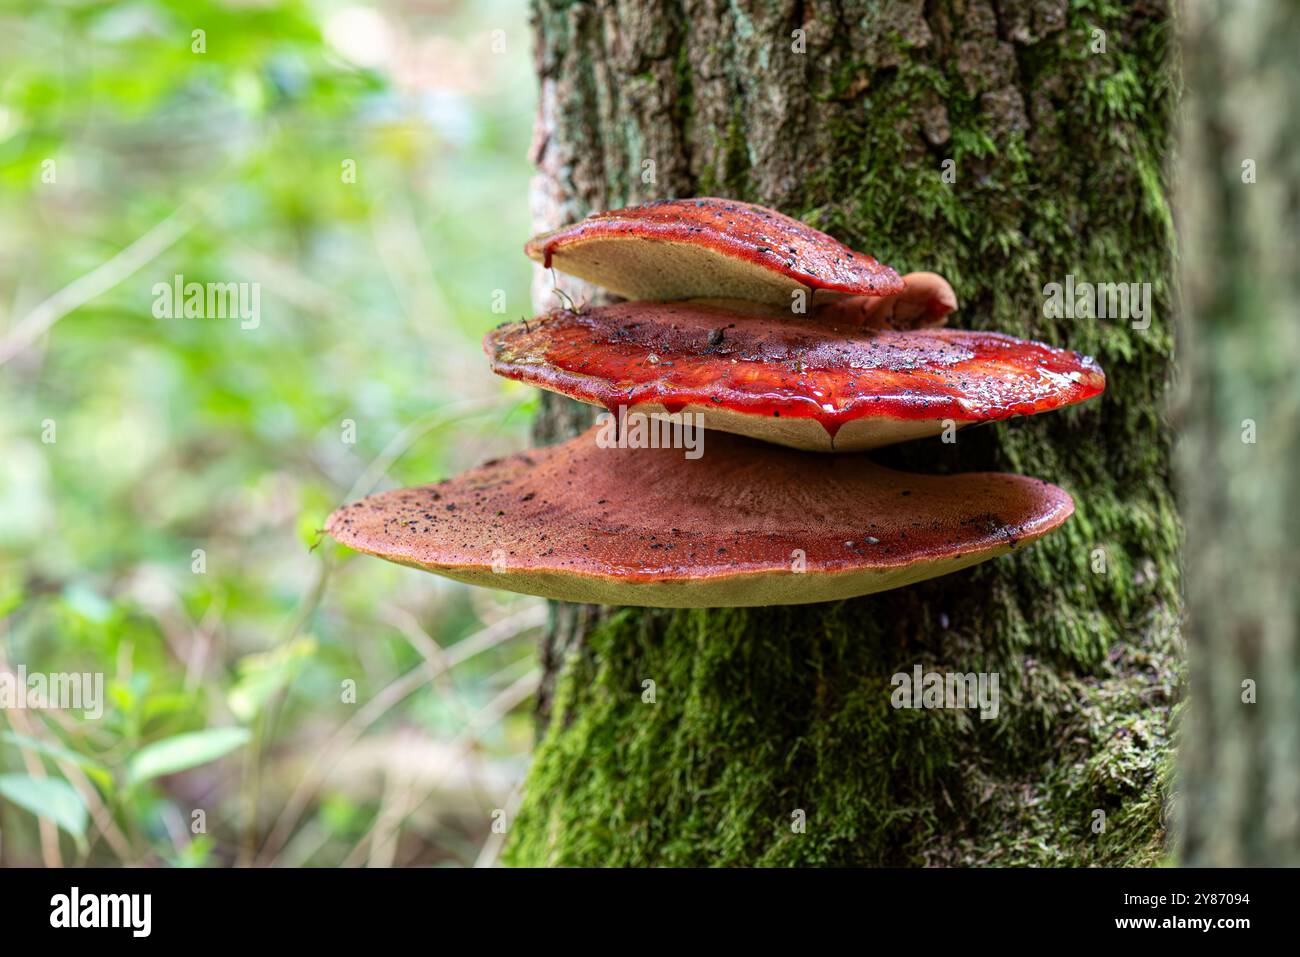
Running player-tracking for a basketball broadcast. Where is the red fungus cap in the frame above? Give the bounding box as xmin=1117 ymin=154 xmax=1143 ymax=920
xmin=325 ymin=426 xmax=1074 ymax=608
xmin=484 ymin=299 xmax=1105 ymax=452
xmin=524 ymin=197 xmax=904 ymax=306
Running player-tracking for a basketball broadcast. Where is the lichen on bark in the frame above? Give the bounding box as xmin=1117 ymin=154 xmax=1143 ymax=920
xmin=508 ymin=0 xmax=1179 ymax=867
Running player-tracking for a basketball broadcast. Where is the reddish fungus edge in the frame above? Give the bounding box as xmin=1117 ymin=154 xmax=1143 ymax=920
xmin=482 ymin=312 xmax=1108 ymax=442
xmin=324 ymin=438 xmax=1077 ymax=587
xmin=524 ymin=197 xmax=905 ymax=298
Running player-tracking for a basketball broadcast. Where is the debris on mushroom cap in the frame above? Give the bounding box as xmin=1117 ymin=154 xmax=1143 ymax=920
xmin=324 ymin=426 xmax=1075 ymax=608
xmin=524 ymin=197 xmax=904 ymax=306
xmin=813 ymin=271 xmax=959 ymax=330
xmin=484 ymin=300 xmax=1106 ymax=453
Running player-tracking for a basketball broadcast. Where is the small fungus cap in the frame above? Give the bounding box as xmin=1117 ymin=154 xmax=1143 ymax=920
xmin=325 ymin=426 xmax=1075 ymax=608
xmin=813 ymin=271 xmax=959 ymax=329
xmin=525 ymin=197 xmax=904 ymax=306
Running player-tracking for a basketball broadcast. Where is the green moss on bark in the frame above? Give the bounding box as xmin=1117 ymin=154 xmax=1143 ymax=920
xmin=510 ymin=0 xmax=1179 ymax=866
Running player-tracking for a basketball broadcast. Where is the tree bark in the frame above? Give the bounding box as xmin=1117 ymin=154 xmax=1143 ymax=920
xmin=509 ymin=0 xmax=1179 ymax=866
xmin=1176 ymin=0 xmax=1300 ymax=867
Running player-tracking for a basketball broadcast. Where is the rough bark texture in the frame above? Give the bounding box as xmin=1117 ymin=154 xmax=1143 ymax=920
xmin=509 ymin=0 xmax=1179 ymax=866
xmin=1176 ymin=0 xmax=1300 ymax=866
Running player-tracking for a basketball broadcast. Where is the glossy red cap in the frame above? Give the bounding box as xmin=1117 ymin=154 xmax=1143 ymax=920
xmin=525 ymin=197 xmax=904 ymax=306
xmin=485 ymin=299 xmax=1105 ymax=452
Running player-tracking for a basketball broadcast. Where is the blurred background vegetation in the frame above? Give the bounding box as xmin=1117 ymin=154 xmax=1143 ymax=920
xmin=0 ymin=0 xmax=543 ymax=866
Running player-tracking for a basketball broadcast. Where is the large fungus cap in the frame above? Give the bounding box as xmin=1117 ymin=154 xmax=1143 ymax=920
xmin=485 ymin=300 xmax=1105 ymax=452
xmin=524 ymin=197 xmax=904 ymax=306
xmin=325 ymin=426 xmax=1075 ymax=608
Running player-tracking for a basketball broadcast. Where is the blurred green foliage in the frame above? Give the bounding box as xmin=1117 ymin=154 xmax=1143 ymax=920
xmin=1 ymin=0 xmax=542 ymax=866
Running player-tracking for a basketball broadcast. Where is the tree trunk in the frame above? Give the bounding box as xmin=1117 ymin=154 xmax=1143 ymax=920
xmin=508 ymin=0 xmax=1178 ymax=866
xmin=1176 ymin=0 xmax=1300 ymax=867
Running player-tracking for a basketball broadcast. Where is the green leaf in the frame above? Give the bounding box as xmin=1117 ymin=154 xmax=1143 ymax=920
xmin=0 ymin=733 xmax=113 ymax=793
xmin=127 ymin=727 xmax=251 ymax=786
xmin=0 ymin=774 xmax=89 ymax=841
xmin=1 ymin=732 xmax=108 ymax=772
xmin=140 ymin=691 xmax=196 ymax=724
xmin=227 ymin=637 xmax=316 ymax=723
xmin=0 ymin=583 xmax=23 ymax=618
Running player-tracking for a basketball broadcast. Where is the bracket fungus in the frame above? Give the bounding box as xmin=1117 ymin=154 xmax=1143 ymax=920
xmin=325 ymin=426 xmax=1074 ymax=608
xmin=525 ymin=197 xmax=904 ymax=306
xmin=486 ymin=298 xmax=1104 ymax=452
xmin=327 ymin=198 xmax=1102 ymax=607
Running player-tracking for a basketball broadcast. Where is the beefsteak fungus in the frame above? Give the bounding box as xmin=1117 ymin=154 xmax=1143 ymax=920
xmin=525 ymin=197 xmax=904 ymax=306
xmin=327 ymin=197 xmax=1099 ymax=608
xmin=325 ymin=426 xmax=1074 ymax=608
xmin=485 ymin=299 xmax=1105 ymax=452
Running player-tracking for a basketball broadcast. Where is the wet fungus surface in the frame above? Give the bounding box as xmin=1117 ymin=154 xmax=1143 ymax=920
xmin=486 ymin=300 xmax=1105 ymax=451
xmin=525 ymin=197 xmax=904 ymax=306
xmin=327 ymin=197 xmax=1101 ymax=606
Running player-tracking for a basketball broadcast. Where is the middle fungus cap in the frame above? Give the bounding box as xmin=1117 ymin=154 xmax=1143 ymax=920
xmin=485 ymin=297 xmax=1106 ymax=453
